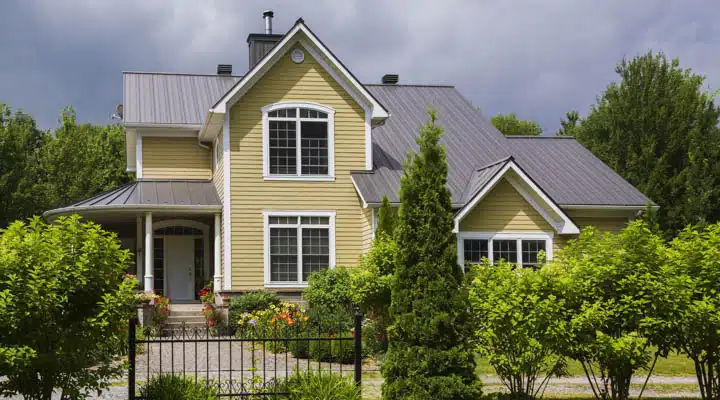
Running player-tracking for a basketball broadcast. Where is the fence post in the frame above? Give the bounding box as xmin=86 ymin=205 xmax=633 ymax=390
xmin=128 ymin=317 xmax=136 ymax=400
xmin=354 ymin=309 xmax=362 ymax=387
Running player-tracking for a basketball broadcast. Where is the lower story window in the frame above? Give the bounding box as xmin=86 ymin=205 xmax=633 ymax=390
xmin=461 ymin=235 xmax=550 ymax=268
xmin=265 ymin=212 xmax=335 ymax=285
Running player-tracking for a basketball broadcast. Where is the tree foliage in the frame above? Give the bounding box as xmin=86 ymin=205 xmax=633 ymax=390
xmin=381 ymin=110 xmax=482 ymax=400
xmin=0 ymin=216 xmax=137 ymax=399
xmin=550 ymin=221 xmax=676 ymax=400
xmin=571 ymin=51 xmax=720 ymax=235
xmin=0 ymin=104 xmax=132 ymax=227
xmin=665 ymin=223 xmax=720 ymax=400
xmin=469 ymin=261 xmax=567 ymax=398
xmin=556 ymin=110 xmax=579 ymax=136
xmin=376 ymin=196 xmax=397 ymax=238
xmin=491 ymin=113 xmax=543 ymax=136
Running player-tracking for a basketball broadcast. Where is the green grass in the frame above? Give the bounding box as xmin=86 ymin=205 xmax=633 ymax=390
xmin=476 ymin=351 xmax=697 ymax=377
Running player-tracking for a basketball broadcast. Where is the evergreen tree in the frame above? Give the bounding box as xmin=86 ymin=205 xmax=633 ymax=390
xmin=381 ymin=110 xmax=482 ymax=400
xmin=376 ymin=195 xmax=397 ymax=237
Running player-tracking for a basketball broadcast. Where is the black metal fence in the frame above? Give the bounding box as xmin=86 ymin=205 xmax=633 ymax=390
xmin=128 ymin=312 xmax=362 ymax=399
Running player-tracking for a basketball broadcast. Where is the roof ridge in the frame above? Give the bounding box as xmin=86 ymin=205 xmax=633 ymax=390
xmin=364 ymin=83 xmax=455 ymax=88
xmin=123 ymin=71 xmax=244 ymax=78
xmin=507 ymin=135 xmax=576 ymax=139
xmin=474 ymin=156 xmax=513 ymax=172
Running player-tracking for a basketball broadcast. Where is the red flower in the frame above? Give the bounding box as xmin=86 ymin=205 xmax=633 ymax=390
xmin=208 ymin=320 xmax=215 ymax=327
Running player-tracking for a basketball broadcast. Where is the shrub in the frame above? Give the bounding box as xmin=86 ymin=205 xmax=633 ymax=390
xmin=551 ymin=221 xmax=675 ymax=400
xmin=0 ymin=216 xmax=137 ymax=399
xmin=281 ymin=371 xmax=361 ymax=400
xmin=665 ymin=223 xmax=720 ymax=400
xmin=236 ymin=302 xmax=310 ymax=353
xmin=228 ymin=291 xmax=281 ymax=328
xmin=152 ymin=295 xmax=171 ymax=327
xmin=381 ymin=111 xmax=482 ymax=399
xmin=303 ymin=267 xmax=355 ymax=313
xmin=468 ymin=260 xmax=567 ymax=398
xmin=307 ymin=332 xmax=355 ymax=364
xmin=140 ymin=374 xmax=217 ymax=400
xmin=306 ymin=303 xmax=354 ymax=335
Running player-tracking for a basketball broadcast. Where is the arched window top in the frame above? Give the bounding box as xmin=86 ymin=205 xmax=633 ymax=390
xmin=261 ymin=101 xmax=335 ymax=117
xmin=154 ymin=226 xmax=203 ymax=236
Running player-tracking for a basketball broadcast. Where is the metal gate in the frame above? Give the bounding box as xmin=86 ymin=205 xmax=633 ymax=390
xmin=128 ymin=312 xmax=362 ymax=398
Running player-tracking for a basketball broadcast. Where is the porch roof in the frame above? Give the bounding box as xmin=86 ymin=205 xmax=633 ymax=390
xmin=43 ymin=180 xmax=222 ymax=219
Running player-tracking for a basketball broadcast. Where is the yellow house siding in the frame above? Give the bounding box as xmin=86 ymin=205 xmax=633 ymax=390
xmin=229 ymin=44 xmax=367 ymax=289
xmin=459 ymin=178 xmax=554 ymax=232
xmin=361 ymin=207 xmax=373 ymax=254
xmin=142 ymin=137 xmax=211 ymax=179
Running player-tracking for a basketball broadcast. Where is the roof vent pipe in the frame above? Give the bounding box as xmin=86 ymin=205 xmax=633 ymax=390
xmin=263 ymin=10 xmax=274 ymax=34
xmin=382 ymin=74 xmax=399 ymax=84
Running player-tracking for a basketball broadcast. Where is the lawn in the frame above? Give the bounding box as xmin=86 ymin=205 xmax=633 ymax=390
xmin=475 ymin=351 xmax=697 ymax=377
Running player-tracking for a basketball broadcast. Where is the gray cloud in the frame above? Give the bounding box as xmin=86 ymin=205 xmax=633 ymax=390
xmin=1 ymin=0 xmax=718 ymax=133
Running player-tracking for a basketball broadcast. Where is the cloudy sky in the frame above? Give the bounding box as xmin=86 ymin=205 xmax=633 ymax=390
xmin=1 ymin=0 xmax=718 ymax=133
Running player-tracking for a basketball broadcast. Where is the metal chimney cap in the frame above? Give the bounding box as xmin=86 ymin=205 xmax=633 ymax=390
xmin=217 ymin=64 xmax=232 ymax=75
xmin=263 ymin=10 xmax=274 ymax=18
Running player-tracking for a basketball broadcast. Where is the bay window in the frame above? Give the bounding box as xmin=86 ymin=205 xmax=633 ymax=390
xmin=264 ymin=211 xmax=336 ymax=286
xmin=262 ymin=102 xmax=335 ymax=180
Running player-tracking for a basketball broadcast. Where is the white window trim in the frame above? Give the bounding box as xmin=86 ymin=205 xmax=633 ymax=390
xmin=456 ymin=231 xmax=554 ymax=268
xmin=261 ymin=102 xmax=335 ymax=181
xmin=263 ymin=210 xmax=336 ymax=288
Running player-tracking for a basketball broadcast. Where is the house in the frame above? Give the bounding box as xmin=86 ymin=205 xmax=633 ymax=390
xmin=44 ymin=12 xmax=651 ymax=302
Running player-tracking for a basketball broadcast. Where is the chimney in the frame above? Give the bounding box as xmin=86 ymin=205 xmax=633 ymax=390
xmin=382 ymin=74 xmax=399 ymax=84
xmin=217 ymin=64 xmax=232 ymax=75
xmin=247 ymin=10 xmax=284 ymax=70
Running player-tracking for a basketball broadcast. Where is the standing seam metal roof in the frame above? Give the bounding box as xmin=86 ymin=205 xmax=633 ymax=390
xmin=119 ymin=72 xmax=651 ymax=208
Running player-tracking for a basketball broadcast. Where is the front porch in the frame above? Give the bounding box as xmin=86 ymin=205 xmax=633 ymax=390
xmin=43 ymin=180 xmax=224 ymax=300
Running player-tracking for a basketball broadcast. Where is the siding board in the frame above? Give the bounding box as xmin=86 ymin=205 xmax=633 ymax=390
xmin=142 ymin=137 xmax=211 ymax=179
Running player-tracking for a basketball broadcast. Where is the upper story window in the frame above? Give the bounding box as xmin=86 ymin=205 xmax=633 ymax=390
xmin=262 ymin=102 xmax=335 ymax=181
xmin=214 ymin=138 xmax=222 ymax=168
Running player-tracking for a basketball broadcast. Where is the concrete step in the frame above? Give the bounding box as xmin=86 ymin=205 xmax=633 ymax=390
xmin=170 ymin=309 xmax=205 ymax=318
xmin=168 ymin=315 xmax=205 ymax=324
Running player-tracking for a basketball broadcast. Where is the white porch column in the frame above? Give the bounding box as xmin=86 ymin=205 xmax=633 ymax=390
xmin=144 ymin=212 xmax=154 ymax=293
xmin=213 ymin=213 xmax=222 ymax=292
xmin=135 ymin=215 xmax=143 ymax=288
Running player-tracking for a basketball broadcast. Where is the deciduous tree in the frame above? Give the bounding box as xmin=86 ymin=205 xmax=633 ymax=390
xmin=0 ymin=216 xmax=137 ymax=399
xmin=491 ymin=113 xmax=542 ymax=136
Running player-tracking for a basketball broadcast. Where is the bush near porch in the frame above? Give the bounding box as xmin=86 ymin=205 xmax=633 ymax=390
xmin=0 ymin=215 xmax=137 ymax=399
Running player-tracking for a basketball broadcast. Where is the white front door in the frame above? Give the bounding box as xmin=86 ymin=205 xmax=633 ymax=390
xmin=165 ymin=236 xmax=195 ymax=301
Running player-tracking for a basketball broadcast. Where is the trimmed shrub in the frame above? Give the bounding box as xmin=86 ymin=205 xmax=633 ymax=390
xmin=307 ymin=332 xmax=355 ymax=364
xmin=307 ymin=303 xmax=354 ymax=335
xmin=281 ymin=371 xmax=361 ymax=400
xmin=139 ymin=374 xmax=217 ymax=400
xmin=303 ymin=267 xmax=355 ymax=313
xmin=228 ymin=291 xmax=281 ymax=328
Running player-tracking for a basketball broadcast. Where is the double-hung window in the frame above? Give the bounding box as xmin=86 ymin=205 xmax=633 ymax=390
xmin=264 ymin=211 xmax=336 ymax=286
xmin=459 ymin=233 xmax=551 ymax=269
xmin=262 ymin=103 xmax=335 ymax=180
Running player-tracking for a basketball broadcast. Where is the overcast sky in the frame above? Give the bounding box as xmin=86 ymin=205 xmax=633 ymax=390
xmin=1 ymin=0 xmax=718 ymax=133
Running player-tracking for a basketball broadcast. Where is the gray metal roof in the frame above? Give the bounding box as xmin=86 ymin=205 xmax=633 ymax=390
xmin=119 ymin=72 xmax=652 ymax=208
xmin=461 ymin=158 xmax=511 ymax=204
xmin=507 ymin=137 xmax=651 ymax=206
xmin=44 ymin=180 xmax=222 ymax=217
xmin=354 ymin=85 xmax=652 ymax=207
xmin=123 ymin=72 xmax=242 ymax=125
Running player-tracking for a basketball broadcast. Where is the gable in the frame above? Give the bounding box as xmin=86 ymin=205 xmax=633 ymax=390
xmin=460 ymin=178 xmax=553 ymax=232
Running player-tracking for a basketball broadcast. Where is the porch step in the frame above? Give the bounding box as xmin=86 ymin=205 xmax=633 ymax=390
xmin=167 ymin=315 xmax=206 ymax=325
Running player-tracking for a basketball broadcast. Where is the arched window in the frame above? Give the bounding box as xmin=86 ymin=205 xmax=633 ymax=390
xmin=262 ymin=102 xmax=335 ymax=180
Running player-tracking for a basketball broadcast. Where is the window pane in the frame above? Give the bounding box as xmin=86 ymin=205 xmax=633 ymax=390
xmin=302 ymin=228 xmax=329 ymax=281
xmin=286 ymin=108 xmax=296 ymax=118
xmin=269 ymin=120 xmax=297 ymax=174
xmin=463 ymin=239 xmax=488 ymax=265
xmin=300 ymin=216 xmax=330 ymax=225
xmin=270 ymin=228 xmax=298 ymax=282
xmin=269 ymin=216 xmax=298 ymax=225
xmin=300 ymin=121 xmax=328 ymax=175
xmin=493 ymin=240 xmax=517 ymax=263
xmin=522 ymin=240 xmax=546 ymax=267
xmin=268 ymin=110 xmax=277 ymax=117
